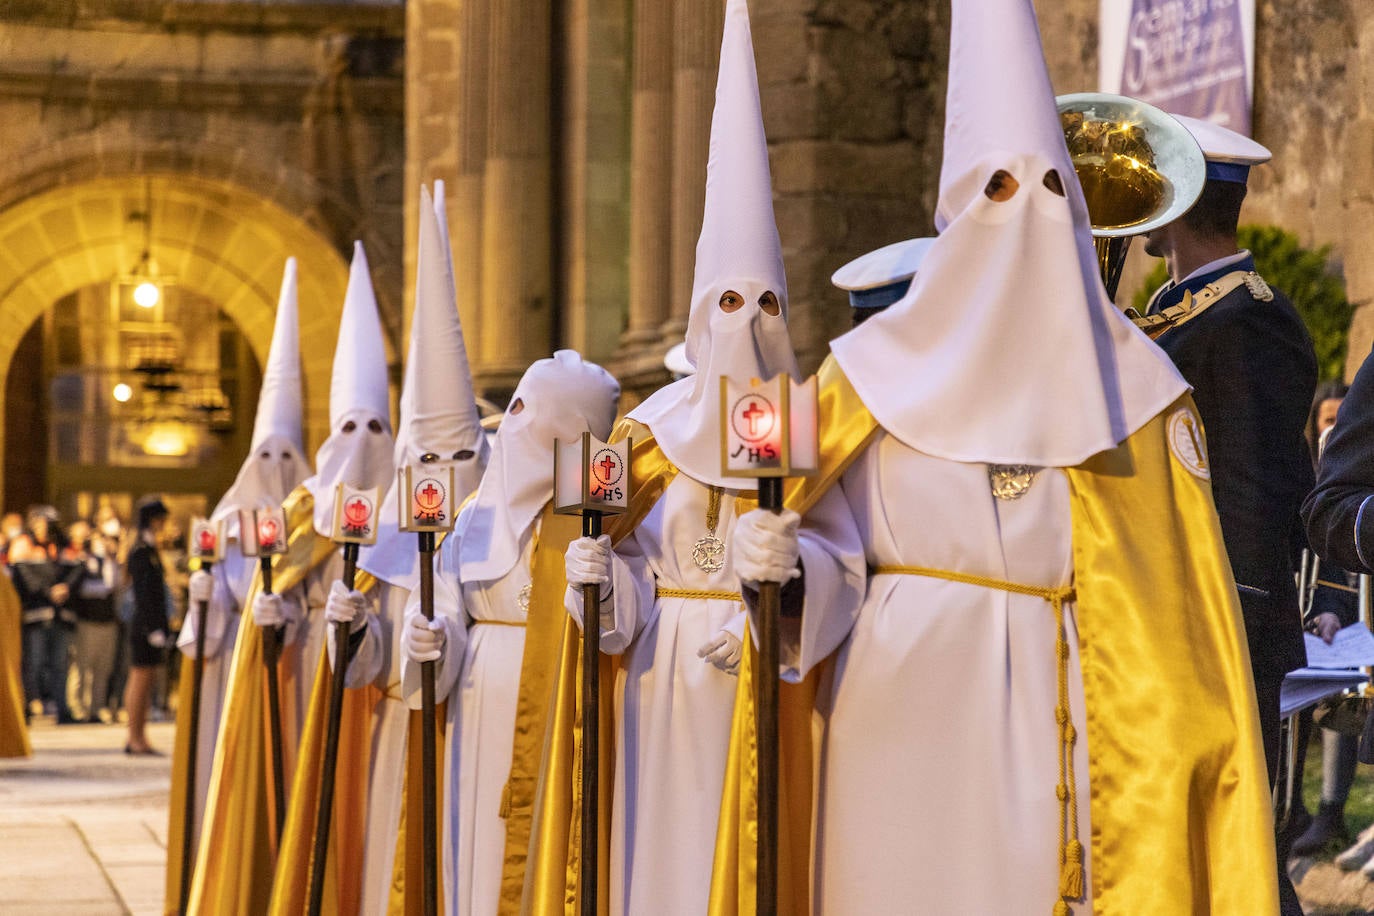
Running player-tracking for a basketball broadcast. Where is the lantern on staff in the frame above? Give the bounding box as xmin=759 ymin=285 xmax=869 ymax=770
xmin=554 ymin=432 xmax=633 ymax=517
xmin=238 ymin=505 xmax=288 ymax=559
xmin=398 ymin=464 xmax=457 ymax=533
xmin=719 ymin=373 xmax=819 ymax=481
xmin=332 ymin=484 xmax=381 ymax=545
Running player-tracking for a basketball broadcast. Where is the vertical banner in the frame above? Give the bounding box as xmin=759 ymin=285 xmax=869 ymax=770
xmin=1099 ymin=0 xmax=1255 ymax=134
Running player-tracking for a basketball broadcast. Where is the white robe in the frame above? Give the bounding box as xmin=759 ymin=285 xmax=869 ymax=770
xmin=810 ymin=433 xmax=1092 ymax=914
xmin=399 ymin=527 xmax=535 ymax=916
xmin=174 ymin=548 xmax=252 ymax=852
xmin=595 ymin=474 xmax=862 ymax=916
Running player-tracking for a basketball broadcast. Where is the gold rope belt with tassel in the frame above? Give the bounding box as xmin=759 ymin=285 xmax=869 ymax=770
xmin=872 ymin=564 xmax=1082 ymax=916
xmin=654 ymin=587 xmax=743 ymax=602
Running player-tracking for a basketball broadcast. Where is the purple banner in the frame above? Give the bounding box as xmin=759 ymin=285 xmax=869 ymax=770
xmin=1120 ymin=0 xmax=1250 ymax=134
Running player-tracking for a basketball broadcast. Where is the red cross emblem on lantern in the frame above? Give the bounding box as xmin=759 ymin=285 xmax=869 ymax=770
xmin=344 ymin=497 xmax=372 ymax=529
xmin=731 ymin=394 xmax=777 ymax=443
xmin=592 ymin=449 xmax=623 ymax=487
xmin=197 ymin=528 xmax=217 ymax=553
xmin=258 ymin=516 xmax=280 ymax=548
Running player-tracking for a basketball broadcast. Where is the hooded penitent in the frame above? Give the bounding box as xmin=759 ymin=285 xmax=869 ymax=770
xmin=830 ymin=0 xmax=1187 ymax=468
xmin=627 ymin=0 xmax=798 ymax=489
xmin=213 ymin=258 xmax=313 ymax=530
xmin=303 ymin=241 xmax=395 ymax=536
xmin=456 ymin=350 xmax=619 ymax=584
xmin=364 ymin=183 xmax=489 ymax=585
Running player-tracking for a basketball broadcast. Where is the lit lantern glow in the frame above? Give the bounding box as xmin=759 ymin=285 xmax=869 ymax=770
xmin=142 ymin=423 xmax=190 ymax=457
xmin=719 ymin=374 xmax=819 ymax=479
xmin=553 ymin=432 xmax=632 ymax=517
xmin=133 ymin=280 xmax=161 ymax=308
xmin=112 ymin=383 xmax=133 ymax=403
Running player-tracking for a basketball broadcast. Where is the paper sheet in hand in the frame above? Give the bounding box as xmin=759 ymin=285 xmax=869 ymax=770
xmin=1281 ymin=669 xmax=1367 ymax=718
xmin=1304 ymin=623 xmax=1374 ymax=669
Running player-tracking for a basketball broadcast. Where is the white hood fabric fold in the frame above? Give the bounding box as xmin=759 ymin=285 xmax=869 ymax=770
xmin=456 ymin=350 xmax=620 ymax=584
xmin=628 ymin=0 xmax=797 ymax=489
xmin=830 ymin=0 xmax=1186 ymax=468
xmin=364 ymin=184 xmax=490 ymax=585
xmin=303 ymin=241 xmax=396 ymax=535
xmin=213 ymin=258 xmax=312 ymax=531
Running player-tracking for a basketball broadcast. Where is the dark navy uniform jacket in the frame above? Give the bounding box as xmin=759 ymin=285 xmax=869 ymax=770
xmin=1304 ymin=347 xmax=1374 ymax=581
xmin=1152 ymin=254 xmax=1317 ymax=677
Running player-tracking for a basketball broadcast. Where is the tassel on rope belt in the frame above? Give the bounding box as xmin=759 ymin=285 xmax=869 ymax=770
xmin=872 ymin=564 xmax=1082 ymax=916
xmin=654 ymin=587 xmax=743 ymax=602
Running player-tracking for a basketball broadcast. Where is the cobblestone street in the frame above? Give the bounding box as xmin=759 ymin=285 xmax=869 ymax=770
xmin=0 ymin=719 xmax=173 ymax=915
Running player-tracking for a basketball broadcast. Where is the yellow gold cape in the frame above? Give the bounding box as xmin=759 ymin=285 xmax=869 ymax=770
xmin=266 ymin=566 xmax=380 ymax=916
xmin=708 ymin=360 xmax=1278 ymax=914
xmin=0 ymin=573 xmax=30 ymax=759
xmin=182 ymin=486 xmax=337 ymax=916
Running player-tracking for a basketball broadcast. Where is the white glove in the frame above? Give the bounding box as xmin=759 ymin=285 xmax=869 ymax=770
xmin=147 ymin=629 xmax=168 ymax=649
xmin=324 ymin=580 xmax=370 ymax=633
xmin=402 ymin=613 xmax=447 ymax=664
xmin=253 ymin=592 xmax=286 ymax=629
xmin=698 ymin=630 xmax=743 ymax=675
xmin=188 ymin=570 xmax=214 ymax=604
xmin=730 ymin=508 xmax=802 ymax=588
xmin=565 ymin=535 xmax=613 ymax=587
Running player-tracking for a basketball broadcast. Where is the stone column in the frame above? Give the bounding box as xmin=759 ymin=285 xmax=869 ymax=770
xmin=480 ymin=0 xmax=553 ymax=389
xmin=451 ymin=0 xmax=490 ymax=365
xmin=623 ymin=0 xmax=674 ymax=350
xmin=665 ymin=0 xmax=724 ymax=340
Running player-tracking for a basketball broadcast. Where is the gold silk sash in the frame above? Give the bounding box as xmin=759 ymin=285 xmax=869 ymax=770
xmin=872 ymin=565 xmax=1080 ymax=915
xmin=708 ymin=360 xmax=1279 ymax=915
xmin=495 ymin=503 xmax=582 ymax=913
xmin=0 ymin=574 xmax=30 ymax=759
xmin=386 ymin=703 xmax=448 ymax=916
xmin=267 ymin=570 xmax=381 ymax=916
xmin=184 ymin=486 xmax=339 ymax=916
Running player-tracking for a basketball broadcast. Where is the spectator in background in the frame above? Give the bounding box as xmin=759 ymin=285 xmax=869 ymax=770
xmin=0 ymin=512 xmax=23 ymax=566
xmin=94 ymin=507 xmax=129 ymax=718
xmin=65 ymin=519 xmax=120 ymax=725
xmin=1289 ymin=382 xmax=1360 ymax=856
xmin=12 ymin=505 xmax=77 ymax=723
xmin=124 ymin=497 xmax=169 ymax=754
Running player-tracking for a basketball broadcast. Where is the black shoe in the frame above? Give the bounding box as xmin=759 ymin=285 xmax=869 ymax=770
xmin=1292 ymin=800 xmax=1349 ymax=856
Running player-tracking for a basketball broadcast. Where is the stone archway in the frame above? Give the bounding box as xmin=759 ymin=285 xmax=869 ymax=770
xmin=0 ymin=173 xmax=357 ymax=507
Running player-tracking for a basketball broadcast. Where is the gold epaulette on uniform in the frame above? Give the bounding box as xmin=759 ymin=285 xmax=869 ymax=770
xmin=1127 ymin=270 xmax=1272 ymax=341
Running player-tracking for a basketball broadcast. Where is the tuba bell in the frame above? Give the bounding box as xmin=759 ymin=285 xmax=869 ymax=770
xmin=1055 ymin=92 xmax=1207 ymax=302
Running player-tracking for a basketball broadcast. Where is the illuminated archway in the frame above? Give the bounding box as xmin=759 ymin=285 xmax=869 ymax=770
xmin=0 ymin=174 xmax=360 ymax=506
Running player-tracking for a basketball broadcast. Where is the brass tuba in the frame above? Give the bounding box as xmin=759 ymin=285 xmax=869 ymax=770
xmin=1055 ymin=92 xmax=1207 ymax=302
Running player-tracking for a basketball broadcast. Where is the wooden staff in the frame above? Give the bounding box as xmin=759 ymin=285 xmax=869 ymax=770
xmin=259 ymin=554 xmax=288 ymax=840
xmin=178 ymin=515 xmax=221 ymax=915
xmin=579 ymin=508 xmax=602 ymax=916
xmin=754 ymin=476 xmax=783 ymax=916
xmin=306 ymin=539 xmax=360 ymax=916
xmin=417 ymin=528 xmax=439 ymax=916
xmin=398 ymin=463 xmax=455 ymax=916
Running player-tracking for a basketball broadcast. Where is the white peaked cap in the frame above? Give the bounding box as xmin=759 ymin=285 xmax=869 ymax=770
xmin=830 ymin=0 xmax=1187 ymax=467
xmin=330 ymin=241 xmax=391 ymax=429
xmin=1171 ymin=114 xmax=1270 ymax=165
xmin=629 ymin=0 xmax=797 ymax=488
xmin=394 ymin=183 xmax=483 ymax=463
xmin=831 ymin=238 xmax=935 ymax=293
xmin=363 ymin=183 xmax=487 ymax=586
xmin=687 ymin=0 xmax=787 ymax=347
xmin=250 ymin=258 xmax=304 ymax=453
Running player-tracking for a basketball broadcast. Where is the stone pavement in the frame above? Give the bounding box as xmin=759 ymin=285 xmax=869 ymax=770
xmin=0 ymin=718 xmax=173 ymax=916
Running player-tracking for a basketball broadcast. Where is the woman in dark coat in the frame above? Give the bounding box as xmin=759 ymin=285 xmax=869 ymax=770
xmin=123 ymin=497 xmax=169 ymax=754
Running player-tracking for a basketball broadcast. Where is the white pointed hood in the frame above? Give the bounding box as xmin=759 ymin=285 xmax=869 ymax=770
xmin=455 ymin=350 xmax=620 ymax=584
xmin=830 ymin=0 xmax=1187 ymax=467
xmin=628 ymin=0 xmax=798 ymax=489
xmin=212 ymin=258 xmax=312 ymax=532
xmin=364 ymin=184 xmax=490 ymax=585
xmin=303 ymin=241 xmax=396 ymax=535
